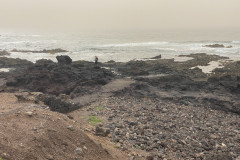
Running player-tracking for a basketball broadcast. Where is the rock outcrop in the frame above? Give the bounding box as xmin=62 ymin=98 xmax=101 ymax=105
xmin=11 ymin=48 xmax=68 ymax=54
xmin=6 ymin=56 xmax=114 ymax=95
xmin=0 ymin=50 xmax=10 ymax=56
xmin=56 ymin=55 xmax=72 ymax=64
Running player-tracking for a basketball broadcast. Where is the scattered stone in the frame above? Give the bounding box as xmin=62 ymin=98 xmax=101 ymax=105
xmin=26 ymin=111 xmax=33 ymax=117
xmin=46 ymin=155 xmax=54 ymax=160
xmin=236 ymin=156 xmax=240 ymax=160
xmin=75 ymin=147 xmax=83 ymax=155
xmin=162 ymin=108 xmax=168 ymax=113
xmin=83 ymin=146 xmax=88 ymax=150
xmin=129 ymin=156 xmax=135 ymax=160
xmin=210 ymin=134 xmax=217 ymax=139
xmin=67 ymin=125 xmax=74 ymax=131
xmin=67 ymin=115 xmax=74 ymax=119
xmin=95 ymin=125 xmax=110 ymax=137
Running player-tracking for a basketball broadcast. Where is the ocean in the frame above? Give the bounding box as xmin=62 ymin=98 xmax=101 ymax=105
xmin=0 ymin=29 xmax=240 ymax=62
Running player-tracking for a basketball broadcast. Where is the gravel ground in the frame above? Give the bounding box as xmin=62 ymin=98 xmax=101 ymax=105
xmin=79 ymin=95 xmax=240 ymax=160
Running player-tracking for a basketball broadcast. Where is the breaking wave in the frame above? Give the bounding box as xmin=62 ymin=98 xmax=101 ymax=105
xmin=99 ymin=42 xmax=169 ymax=47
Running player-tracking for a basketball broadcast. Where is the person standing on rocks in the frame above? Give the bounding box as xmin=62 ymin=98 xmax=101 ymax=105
xmin=95 ymin=56 xmax=98 ymax=64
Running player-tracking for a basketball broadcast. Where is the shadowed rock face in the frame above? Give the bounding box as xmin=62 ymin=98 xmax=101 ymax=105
xmin=6 ymin=57 xmax=114 ymax=95
xmin=56 ymin=55 xmax=72 ymax=64
xmin=0 ymin=57 xmax=33 ymax=69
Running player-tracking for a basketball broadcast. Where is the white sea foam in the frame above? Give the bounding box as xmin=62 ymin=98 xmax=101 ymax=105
xmin=99 ymin=42 xmax=169 ymax=47
xmin=232 ymin=41 xmax=240 ymax=44
xmin=153 ymin=48 xmax=177 ymax=52
xmin=0 ymin=68 xmax=14 ymax=72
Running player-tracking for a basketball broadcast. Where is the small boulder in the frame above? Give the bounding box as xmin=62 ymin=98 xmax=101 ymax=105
xmin=95 ymin=124 xmax=110 ymax=137
xmin=26 ymin=111 xmax=33 ymax=117
xmin=75 ymin=147 xmax=83 ymax=155
xmin=67 ymin=125 xmax=74 ymax=131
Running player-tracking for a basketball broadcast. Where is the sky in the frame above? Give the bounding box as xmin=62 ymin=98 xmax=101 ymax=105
xmin=0 ymin=0 xmax=239 ymax=32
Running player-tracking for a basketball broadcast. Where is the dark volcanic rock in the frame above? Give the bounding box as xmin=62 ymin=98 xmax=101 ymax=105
xmin=0 ymin=50 xmax=10 ymax=56
xmin=37 ymin=94 xmax=79 ymax=113
xmin=6 ymin=57 xmax=114 ymax=95
xmin=0 ymin=57 xmax=33 ymax=69
xmin=56 ymin=55 xmax=72 ymax=65
xmin=11 ymin=48 xmax=68 ymax=54
xmin=204 ymin=44 xmax=225 ymax=48
xmin=151 ymin=54 xmax=162 ymax=59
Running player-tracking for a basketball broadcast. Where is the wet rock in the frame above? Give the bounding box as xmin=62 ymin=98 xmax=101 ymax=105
xmin=151 ymin=54 xmax=162 ymax=59
xmin=204 ymin=44 xmax=225 ymax=48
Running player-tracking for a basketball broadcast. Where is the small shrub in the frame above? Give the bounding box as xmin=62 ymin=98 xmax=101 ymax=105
xmin=95 ymin=106 xmax=105 ymax=111
xmin=88 ymin=116 xmax=102 ymax=126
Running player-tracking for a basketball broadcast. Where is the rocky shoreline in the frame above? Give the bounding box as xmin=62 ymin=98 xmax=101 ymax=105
xmin=0 ymin=53 xmax=240 ymax=159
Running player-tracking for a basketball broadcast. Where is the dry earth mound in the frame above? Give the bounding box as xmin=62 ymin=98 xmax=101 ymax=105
xmin=0 ymin=93 xmax=114 ymax=160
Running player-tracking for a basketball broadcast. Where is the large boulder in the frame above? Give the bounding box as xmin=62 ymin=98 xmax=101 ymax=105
xmin=56 ymin=55 xmax=72 ymax=65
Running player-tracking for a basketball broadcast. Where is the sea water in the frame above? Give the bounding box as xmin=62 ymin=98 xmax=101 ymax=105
xmin=0 ymin=29 xmax=240 ymax=63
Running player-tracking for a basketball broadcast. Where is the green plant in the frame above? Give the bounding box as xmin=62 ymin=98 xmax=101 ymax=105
xmin=135 ymin=145 xmax=141 ymax=149
xmin=88 ymin=116 xmax=102 ymax=126
xmin=114 ymin=145 xmax=120 ymax=148
xmin=95 ymin=106 xmax=105 ymax=111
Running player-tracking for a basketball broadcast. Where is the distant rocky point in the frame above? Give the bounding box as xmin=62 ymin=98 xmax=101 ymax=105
xmin=151 ymin=54 xmax=162 ymax=59
xmin=0 ymin=50 xmax=10 ymax=56
xmin=203 ymin=44 xmax=232 ymax=48
xmin=11 ymin=48 xmax=68 ymax=54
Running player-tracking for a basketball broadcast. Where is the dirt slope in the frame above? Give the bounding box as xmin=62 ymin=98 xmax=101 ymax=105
xmin=0 ymin=93 xmax=116 ymax=160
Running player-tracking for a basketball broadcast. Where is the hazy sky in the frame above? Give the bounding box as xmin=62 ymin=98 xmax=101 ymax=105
xmin=0 ymin=0 xmax=239 ymax=31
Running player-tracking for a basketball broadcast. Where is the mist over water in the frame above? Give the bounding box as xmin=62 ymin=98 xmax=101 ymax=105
xmin=0 ymin=29 xmax=240 ymax=62
xmin=0 ymin=0 xmax=240 ymax=62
